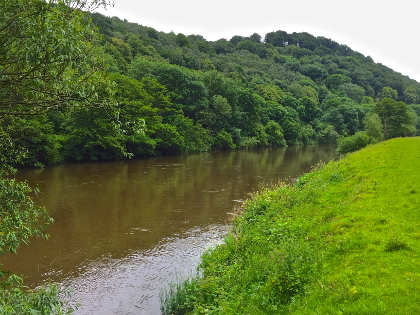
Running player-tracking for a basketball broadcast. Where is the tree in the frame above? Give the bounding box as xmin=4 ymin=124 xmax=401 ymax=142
xmin=264 ymin=30 xmax=288 ymax=46
xmin=375 ymin=98 xmax=414 ymax=139
xmin=176 ymin=33 xmax=190 ymax=47
xmin=298 ymin=97 xmax=321 ymax=123
xmin=250 ymin=33 xmax=262 ymax=43
xmin=338 ymin=83 xmax=366 ymax=102
xmin=326 ymin=74 xmax=351 ymax=90
xmin=264 ymin=121 xmax=286 ymax=146
xmin=214 ymin=130 xmax=235 ymax=150
xmin=111 ymin=37 xmax=132 ymax=61
xmin=363 ymin=112 xmax=384 ymax=142
xmin=0 ymin=0 xmax=113 ymax=116
xmin=230 ymin=35 xmax=246 ymax=46
xmin=378 ymin=86 xmax=398 ymax=100
xmin=409 ymin=104 xmax=420 ymax=135
xmin=237 ymin=40 xmax=259 ymax=55
xmin=0 ymin=1 xmax=112 ymax=312
xmin=300 ymin=64 xmax=327 ymax=81
xmin=212 ymin=95 xmax=232 ymax=121
xmin=213 ymin=39 xmax=233 ymax=54
xmin=64 ymin=106 xmax=128 ymax=161
xmin=403 ymin=85 xmax=419 ymax=104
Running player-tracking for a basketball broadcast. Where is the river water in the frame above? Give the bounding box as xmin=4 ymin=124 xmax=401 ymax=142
xmin=2 ymin=145 xmax=336 ymax=314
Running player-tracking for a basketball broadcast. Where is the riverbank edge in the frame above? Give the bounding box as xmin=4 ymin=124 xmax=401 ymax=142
xmin=15 ymin=143 xmax=333 ymax=174
xmin=161 ymin=137 xmax=420 ymax=314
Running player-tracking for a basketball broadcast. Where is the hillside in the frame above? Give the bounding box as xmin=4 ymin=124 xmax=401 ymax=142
xmin=162 ymin=137 xmax=420 ymax=314
xmin=2 ymin=9 xmax=420 ymax=167
xmin=92 ymin=13 xmax=420 ymax=99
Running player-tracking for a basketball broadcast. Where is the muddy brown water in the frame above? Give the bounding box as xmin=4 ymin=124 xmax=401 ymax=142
xmin=2 ymin=145 xmax=336 ymax=314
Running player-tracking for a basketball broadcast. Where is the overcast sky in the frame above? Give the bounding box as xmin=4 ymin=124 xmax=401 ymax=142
xmin=97 ymin=0 xmax=420 ymax=82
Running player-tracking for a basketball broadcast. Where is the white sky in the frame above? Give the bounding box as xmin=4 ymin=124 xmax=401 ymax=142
xmin=97 ymin=0 xmax=420 ymax=82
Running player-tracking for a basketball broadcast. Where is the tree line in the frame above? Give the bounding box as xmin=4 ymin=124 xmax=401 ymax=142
xmin=2 ymin=8 xmax=419 ymax=168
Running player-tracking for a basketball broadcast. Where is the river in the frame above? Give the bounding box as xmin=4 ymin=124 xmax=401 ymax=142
xmin=2 ymin=145 xmax=336 ymax=314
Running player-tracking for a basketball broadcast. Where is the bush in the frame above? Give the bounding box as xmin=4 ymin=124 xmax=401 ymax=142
xmin=337 ymin=131 xmax=371 ymax=154
xmin=0 ymin=281 xmax=68 ymax=315
xmin=126 ymin=133 xmax=157 ymax=157
xmin=239 ymin=136 xmax=259 ymax=149
xmin=213 ymin=130 xmax=236 ymax=150
xmin=317 ymin=124 xmax=339 ymax=144
xmin=0 ymin=116 xmax=64 ymax=167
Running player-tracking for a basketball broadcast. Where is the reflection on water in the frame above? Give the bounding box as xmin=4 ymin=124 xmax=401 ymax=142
xmin=2 ymin=145 xmax=336 ymax=314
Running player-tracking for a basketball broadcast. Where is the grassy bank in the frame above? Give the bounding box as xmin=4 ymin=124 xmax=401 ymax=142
xmin=162 ymin=137 xmax=420 ymax=314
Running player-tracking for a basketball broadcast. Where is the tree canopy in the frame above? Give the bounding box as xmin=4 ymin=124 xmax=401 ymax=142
xmin=0 ymin=1 xmax=112 ymax=313
xmin=1 ymin=6 xmax=419 ymax=167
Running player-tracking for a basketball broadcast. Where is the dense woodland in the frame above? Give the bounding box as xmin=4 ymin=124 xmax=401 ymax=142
xmin=2 ymin=9 xmax=420 ymax=167
xmin=0 ymin=1 xmax=419 ymax=313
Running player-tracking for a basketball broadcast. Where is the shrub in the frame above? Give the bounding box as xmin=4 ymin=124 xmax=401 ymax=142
xmin=337 ymin=131 xmax=371 ymax=154
xmin=0 ymin=116 xmax=64 ymax=167
xmin=317 ymin=124 xmax=339 ymax=144
xmin=239 ymin=136 xmax=259 ymax=149
xmin=126 ymin=133 xmax=157 ymax=157
xmin=213 ymin=130 xmax=236 ymax=150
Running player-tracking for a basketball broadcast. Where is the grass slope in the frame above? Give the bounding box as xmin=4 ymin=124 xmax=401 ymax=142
xmin=162 ymin=138 xmax=420 ymax=314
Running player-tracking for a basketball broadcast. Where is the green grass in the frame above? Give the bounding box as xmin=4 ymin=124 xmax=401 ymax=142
xmin=161 ymin=138 xmax=420 ymax=314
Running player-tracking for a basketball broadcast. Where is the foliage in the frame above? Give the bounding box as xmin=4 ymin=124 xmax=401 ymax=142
xmin=0 ymin=0 xmax=113 ymax=116
xmin=317 ymin=123 xmax=339 ymax=144
xmin=3 ymin=10 xmax=420 ymax=166
xmin=0 ymin=159 xmax=66 ymax=313
xmin=337 ymin=131 xmax=371 ymax=154
xmin=264 ymin=121 xmax=286 ymax=147
xmin=409 ymin=104 xmax=420 ymax=135
xmin=375 ymin=98 xmax=415 ymax=139
xmin=2 ymin=2 xmax=420 ymax=313
xmin=379 ymin=86 xmax=398 ymax=100
xmin=213 ymin=130 xmax=236 ymax=150
xmin=363 ymin=112 xmax=384 ymax=142
xmin=163 ymin=138 xmax=420 ymax=314
xmin=0 ymin=279 xmax=70 ymax=315
xmin=63 ymin=106 xmax=128 ymax=161
xmin=0 ymin=177 xmax=52 ymax=254
xmin=0 ymin=1 xmax=113 ymax=313
xmin=0 ymin=116 xmax=64 ymax=168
